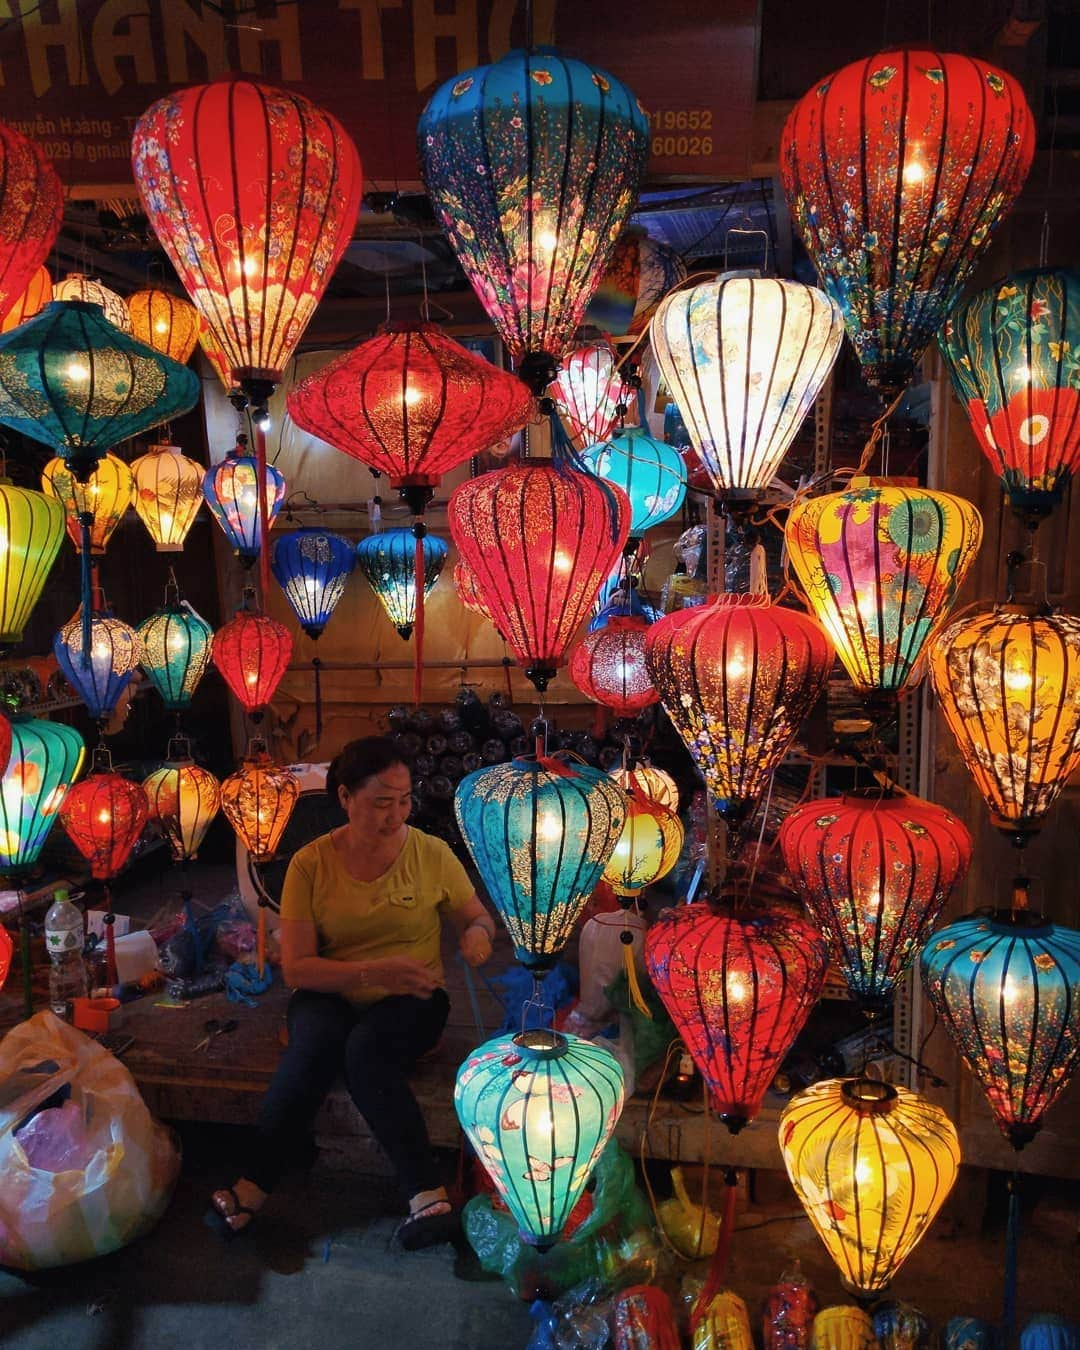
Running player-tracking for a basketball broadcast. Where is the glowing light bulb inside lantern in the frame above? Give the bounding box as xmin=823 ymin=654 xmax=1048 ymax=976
xmin=726 ymin=654 xmax=748 ymax=680
xmin=66 ymin=361 xmax=90 ymax=383
xmin=160 ymin=510 xmax=174 ymax=532
xmin=537 ymin=813 xmax=563 ymax=843
xmin=245 ymin=672 xmax=258 ymax=687
xmin=242 ymin=257 xmax=257 ymax=278
xmin=1002 ymin=976 xmax=1024 ymax=1007
xmin=1014 ymin=365 xmax=1032 ymax=383
xmin=854 ymin=1158 xmax=875 ymax=1186
xmin=727 ymin=973 xmax=749 ymax=1004
xmin=166 ymin=631 xmax=184 ymax=655
xmin=97 ymin=808 xmax=111 ymax=825
xmin=304 ymin=577 xmax=319 ymax=594
xmin=531 ymin=1109 xmax=554 ymax=1137
xmin=863 ymin=888 xmax=882 ymax=915
xmin=42 ymin=786 xmax=66 ymax=815
xmin=536 ymin=227 xmax=559 ymax=255
xmin=856 ymin=589 xmax=880 ymax=626
xmin=903 ymin=155 xmax=926 ymax=185
xmin=403 ymin=385 xmax=422 ymax=408
xmin=93 ymin=641 xmax=111 ymax=661
xmin=1004 ymin=659 xmax=1033 ymax=693
xmin=240 ymin=486 xmax=257 ymax=510
xmin=554 ymin=550 xmax=573 ymax=574
xmin=155 ymin=319 xmax=168 ymax=335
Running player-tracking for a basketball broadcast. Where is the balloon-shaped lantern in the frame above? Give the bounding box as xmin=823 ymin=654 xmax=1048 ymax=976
xmin=126 ymin=288 xmax=200 ymax=364
xmin=60 ymin=753 xmax=149 ymax=881
xmin=650 ymin=277 xmax=843 ymax=509
xmin=449 ymin=464 xmax=631 ymax=692
xmin=779 ymin=790 xmax=972 ymax=1007
xmin=53 ymin=274 xmax=132 ymax=332
xmin=610 ymin=762 xmax=678 ymax=811
xmin=779 ymin=1078 xmax=959 ymax=1296
xmin=131 ymin=443 xmax=204 ymax=552
xmin=53 ymin=612 xmax=142 ymax=721
xmin=786 ymin=481 xmax=981 ymax=700
xmin=644 ymin=595 xmax=833 ymax=831
xmin=780 ymin=50 xmax=1035 ymax=398
xmin=0 ymin=483 xmax=66 ymax=644
xmin=0 ymin=122 xmax=63 ymax=318
xmin=220 ymin=745 xmax=299 ymax=864
xmin=418 ymin=47 xmax=650 ymax=392
xmin=272 ymin=528 xmax=355 ymax=639
xmin=1 ymin=265 xmax=51 ymax=333
xmin=137 ymin=592 xmax=214 ymax=712
xmin=355 ymin=527 xmax=448 ymax=639
xmin=928 ymin=606 xmax=1080 ymax=847
xmin=0 ymin=716 xmax=85 ymax=873
xmin=41 ymin=452 xmax=135 ymax=555
xmin=581 ymin=426 xmax=687 ymax=538
xmin=203 ymin=440 xmax=287 ymax=566
xmin=568 ymin=615 xmax=658 ymax=716
xmin=603 ymin=790 xmax=683 ymax=897
xmin=456 ymin=1028 xmax=624 ymax=1246
xmin=455 ymin=754 xmax=628 ymax=970
xmin=212 ymin=599 xmax=293 ymax=716
xmin=939 ymin=268 xmax=1080 ymax=528
xmin=645 ymin=901 xmax=829 ymax=1133
xmin=552 ymin=343 xmax=631 ymax=449
xmin=585 ymin=228 xmax=687 ymax=338
xmin=142 ymin=737 xmax=220 ymax=862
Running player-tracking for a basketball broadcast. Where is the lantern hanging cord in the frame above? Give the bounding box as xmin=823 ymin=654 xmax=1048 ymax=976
xmin=867 ymin=1033 xmax=947 ymax=1089
xmin=1003 ymin=1171 xmax=1022 ymax=1344
xmin=1039 ymin=83 xmax=1059 ymax=269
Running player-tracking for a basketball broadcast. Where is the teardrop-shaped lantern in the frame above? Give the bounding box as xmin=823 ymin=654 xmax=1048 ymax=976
xmin=0 ymin=122 xmax=62 ymax=319
xmin=940 ymin=268 xmax=1080 ymax=527
xmin=454 ymin=754 xmax=628 ymax=970
xmin=645 ymin=900 xmax=829 ymax=1133
xmin=41 ymin=452 xmax=135 ymax=554
xmin=53 ymin=274 xmax=132 ymax=332
xmin=786 ymin=481 xmax=982 ymax=699
xmin=1 ymin=265 xmax=51 ymax=333
xmin=928 ymin=606 xmax=1080 ymax=846
xmin=60 ymin=758 xmax=149 ymax=880
xmin=650 ymin=277 xmax=843 ymax=507
xmin=449 ymin=464 xmax=631 ymax=692
xmin=287 ymin=323 xmax=531 ymax=514
xmin=142 ymin=737 xmax=220 ymax=861
xmin=585 ymin=228 xmax=687 ymax=338
xmin=553 ymin=343 xmax=631 ymax=449
xmin=0 ymin=481 xmax=66 ymax=643
xmin=132 ymin=77 xmax=362 ymax=396
xmin=355 ymin=527 xmax=447 ymax=640
xmin=456 ymin=1028 xmax=624 ymax=1245
xmin=419 ymin=47 xmax=650 ymax=392
xmin=610 ymin=763 xmax=678 ymax=811
xmin=779 ymin=789 xmax=972 ymax=1007
xmin=602 ymin=790 xmax=683 ymax=897
xmin=0 ymin=716 xmax=85 ymax=873
xmin=130 ymin=443 xmax=204 ymax=552
xmin=126 ymin=288 xmax=200 ymax=363
xmin=137 ymin=597 xmax=214 ymax=711
xmin=53 ymin=612 xmax=143 ymax=720
xmin=568 ymin=615 xmax=658 ymax=716
xmin=780 ymin=51 xmax=1035 ymax=398
xmin=581 ymin=426 xmax=687 ymax=538
xmin=921 ymin=905 xmax=1080 ymax=1149
xmin=212 ymin=602 xmax=293 ymax=715
xmin=203 ymin=441 xmax=286 ymax=566
xmin=271 ymin=528 xmax=355 ymax=639
xmin=644 ymin=595 xmax=833 ymax=830
xmin=220 ymin=746 xmax=299 ymax=862
xmin=779 ymin=1077 xmax=959 ymax=1296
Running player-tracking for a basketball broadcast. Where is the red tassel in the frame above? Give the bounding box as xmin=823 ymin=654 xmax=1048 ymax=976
xmin=503 ymin=655 xmax=513 ymax=702
xmin=690 ymin=1168 xmax=739 ymax=1334
xmin=103 ymin=882 xmax=118 ymax=989
xmin=413 ymin=528 xmax=425 ymax=708
xmin=254 ymin=423 xmax=272 ymax=604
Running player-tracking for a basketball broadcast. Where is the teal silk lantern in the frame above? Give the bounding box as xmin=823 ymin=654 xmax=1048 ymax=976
xmin=53 ymin=612 xmax=142 ymax=721
xmin=455 ymin=1028 xmax=625 ymax=1245
xmin=137 ymin=598 xmax=214 ymax=711
xmin=581 ymin=425 xmax=687 ymax=539
xmin=203 ymin=441 xmax=287 ymax=567
xmin=355 ymin=527 xmax=448 ymax=639
xmin=0 ymin=715 xmax=85 ymax=872
xmin=454 ymin=754 xmax=628 ymax=970
xmin=272 ymin=528 xmax=355 ymax=639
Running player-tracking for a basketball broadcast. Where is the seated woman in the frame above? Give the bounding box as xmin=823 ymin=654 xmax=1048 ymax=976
xmin=208 ymin=735 xmax=495 ymax=1249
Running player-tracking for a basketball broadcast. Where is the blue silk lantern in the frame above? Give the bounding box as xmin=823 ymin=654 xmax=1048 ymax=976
xmin=137 ymin=599 xmax=214 ymax=711
xmin=454 ymin=754 xmax=628 ymax=970
xmin=355 ymin=527 xmax=447 ymax=640
xmin=203 ymin=441 xmax=287 ymax=567
xmin=940 ymin=1318 xmax=997 ymax=1350
xmin=0 ymin=716 xmax=85 ymax=872
xmin=455 ymin=1028 xmax=624 ymax=1245
xmin=581 ymin=426 xmax=687 ymax=538
xmin=53 ymin=612 xmax=142 ymax=721
xmin=271 ymin=528 xmax=355 ymax=639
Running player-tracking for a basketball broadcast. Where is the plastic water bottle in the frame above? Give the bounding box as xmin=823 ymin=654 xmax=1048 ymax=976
xmin=45 ymin=889 xmax=88 ymax=1019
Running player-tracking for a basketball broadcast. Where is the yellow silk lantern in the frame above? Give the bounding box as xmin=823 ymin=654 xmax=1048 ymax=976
xmin=52 ymin=273 xmax=132 ymax=331
xmin=603 ymin=791 xmax=684 ymax=897
xmin=779 ymin=1078 xmax=959 ymax=1297
xmin=811 ymin=1307 xmax=876 ymax=1350
xmin=142 ymin=739 xmax=220 ymax=861
xmin=131 ymin=443 xmax=204 ymax=551
xmin=1 ymin=264 xmax=51 ymax=332
xmin=126 ymin=288 xmax=200 ymax=363
xmin=41 ymin=452 xmax=135 ymax=554
xmin=610 ymin=763 xmax=678 ymax=811
xmin=220 ymin=749 xmax=299 ymax=864
xmin=0 ymin=482 xmax=66 ymax=644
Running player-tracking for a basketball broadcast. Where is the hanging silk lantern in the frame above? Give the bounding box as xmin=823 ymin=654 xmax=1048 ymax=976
xmin=779 ymin=790 xmax=972 ymax=1007
xmin=786 ymin=481 xmax=982 ymax=700
xmin=126 ymin=288 xmax=200 ymax=364
xmin=0 ymin=301 xmax=201 ymax=482
xmin=456 ymin=1027 xmax=624 ymax=1245
xmin=53 ymin=274 xmax=132 ymax=332
xmin=41 ymin=452 xmax=135 ymax=555
xmin=552 ymin=343 xmax=631 ymax=449
xmin=59 ymin=754 xmax=149 ymax=880
xmin=455 ymin=754 xmax=628 ymax=970
xmin=585 ymin=228 xmax=688 ymax=338
xmin=0 ymin=716 xmax=85 ymax=872
xmin=419 ymin=48 xmax=650 ymax=392
xmin=568 ymin=616 xmax=658 ymax=716
xmin=928 ymin=606 xmax=1080 ymax=846
xmin=1 ymin=265 xmax=51 ymax=333
xmin=131 ymin=443 xmax=204 ymax=552
xmin=779 ymin=1077 xmax=960 ymax=1296
xmin=137 ymin=596 xmax=214 ymax=711
xmin=0 ymin=482 xmax=66 ymax=643
xmin=142 ymin=737 xmax=220 ymax=861
xmin=940 ymin=268 xmax=1080 ymax=526
xmin=271 ymin=528 xmax=354 ymax=639
xmin=197 ymin=314 xmax=236 ymax=391
xmin=449 ymin=464 xmax=631 ymax=692
xmin=581 ymin=426 xmax=687 ymax=538
xmin=602 ymin=790 xmax=683 ymax=897
xmin=287 ymin=323 xmax=531 ymax=515
xmin=644 ymin=595 xmax=833 ymax=830
xmin=355 ymin=527 xmax=447 ymax=640
xmin=220 ymin=746 xmax=299 ymax=863
xmin=213 ymin=601 xmax=293 ymax=715
xmin=645 ymin=901 xmax=828 ymax=1133
xmin=53 ymin=612 xmax=142 ymax=721
xmin=650 ymin=277 xmax=842 ymax=508
xmin=0 ymin=121 xmax=62 ymax=319
xmin=610 ymin=763 xmax=678 ymax=812
xmin=454 ymin=558 xmax=497 ymax=626
xmin=203 ymin=441 xmax=287 ymax=566
xmin=781 ymin=51 xmax=1035 ymax=398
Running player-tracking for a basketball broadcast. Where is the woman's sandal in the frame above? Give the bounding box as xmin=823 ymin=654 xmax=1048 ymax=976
xmin=396 ymin=1199 xmax=461 ymax=1251
xmin=203 ymin=1186 xmax=258 ymax=1242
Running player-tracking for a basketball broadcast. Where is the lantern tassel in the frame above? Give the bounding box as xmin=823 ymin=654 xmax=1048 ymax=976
xmin=1003 ymin=1170 xmax=1021 ymax=1344
xmin=621 ymin=929 xmax=652 ymax=1019
xmin=103 ymin=882 xmax=118 ymax=989
xmin=257 ymin=898 xmax=267 ymax=981
xmin=79 ymin=511 xmax=94 ymax=664
xmin=313 ymin=656 xmax=323 ymax=744
xmin=690 ymin=1167 xmax=739 ymax=1334
xmin=254 ymin=422 xmax=272 ymax=605
xmin=413 ymin=524 xmax=426 ymax=709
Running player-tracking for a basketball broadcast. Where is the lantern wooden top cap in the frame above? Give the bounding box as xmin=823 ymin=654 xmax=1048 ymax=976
xmin=841 ymin=1078 xmax=898 ymax=1114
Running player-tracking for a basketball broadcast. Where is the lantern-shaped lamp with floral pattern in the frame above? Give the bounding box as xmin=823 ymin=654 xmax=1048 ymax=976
xmin=271 ymin=528 xmax=355 ymax=640
xmin=52 ymin=274 xmax=132 ymax=331
xmin=137 ymin=596 xmax=214 ymax=712
xmin=212 ymin=601 xmax=293 ymax=715
xmin=126 ymin=288 xmax=200 ymax=364
xmin=60 ymin=752 xmax=149 ymax=881
xmin=0 ymin=123 xmax=63 ymax=319
xmin=610 ymin=763 xmax=678 ymax=812
xmin=581 ymin=426 xmax=687 ymax=538
xmin=142 ymin=737 xmax=220 ymax=862
xmin=553 ymin=342 xmax=631 ymax=449
xmin=603 ymin=790 xmax=683 ymax=897
xmin=569 ymin=615 xmax=658 ymax=716
xmin=41 ymin=452 xmax=135 ymax=555
xmin=131 ymin=443 xmax=204 ymax=552
xmin=355 ymin=528 xmax=448 ymax=640
xmin=203 ymin=442 xmax=286 ymax=566
xmin=220 ymin=747 xmax=299 ymax=863
xmin=53 ymin=612 xmax=142 ymax=721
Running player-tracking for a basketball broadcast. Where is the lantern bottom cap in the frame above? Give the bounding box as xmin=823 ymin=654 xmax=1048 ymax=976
xmin=155 ymin=544 xmax=184 ymax=553
xmin=840 ymin=1276 xmax=890 ymax=1306
xmin=525 ymin=664 xmax=557 ymax=693
xmin=520 ymin=1232 xmax=556 ymax=1252
xmin=1006 ymin=1121 xmax=1040 ymax=1150
xmin=719 ymin=1111 xmax=749 ymax=1135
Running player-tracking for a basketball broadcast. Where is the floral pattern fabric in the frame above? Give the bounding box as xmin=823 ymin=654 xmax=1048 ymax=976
xmin=580 ymin=425 xmax=687 ymax=537
xmin=354 ymin=527 xmax=447 ymax=638
xmin=0 ymin=123 xmax=63 ymax=318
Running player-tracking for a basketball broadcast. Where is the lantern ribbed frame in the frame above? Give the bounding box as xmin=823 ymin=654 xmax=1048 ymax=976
xmin=921 ymin=909 xmax=1080 ymax=1149
xmin=287 ymin=323 xmax=531 ymax=491
xmin=212 ymin=607 xmax=293 ymax=714
xmin=142 ymin=756 xmax=221 ymax=861
xmin=553 ymin=343 xmax=631 ymax=449
xmin=940 ymin=268 xmax=1080 ymax=523
xmin=271 ymin=528 xmax=355 ymax=639
xmin=60 ymin=770 xmax=149 ymax=880
xmin=455 ymin=1029 xmax=625 ymax=1244
xmin=354 ymin=528 xmax=448 ymax=639
xmin=779 ymin=790 xmax=972 ymax=1006
xmin=203 ymin=451 xmax=286 ymax=563
xmin=644 ymin=594 xmax=834 ymax=826
xmin=0 ymin=123 xmax=63 ymax=318
xmin=610 ymin=763 xmax=678 ymax=811
xmin=602 ymin=791 xmax=683 ymax=897
xmin=53 ymin=275 xmax=132 ymax=331
xmin=54 ymin=614 xmax=143 ymax=719
xmin=581 ymin=426 xmax=687 ymax=537
xmin=131 ymin=443 xmax=204 ymax=552
xmin=786 ymin=483 xmax=982 ymax=697
xmin=780 ymin=49 xmax=1035 ymax=396
xmin=568 ymin=615 xmax=658 ymax=716
xmin=449 ymin=465 xmax=631 ymax=690
xmin=126 ymin=288 xmax=200 ymax=364
xmin=137 ymin=602 xmax=214 ymax=711
xmin=453 ymin=558 xmax=497 ymax=625
xmin=454 ymin=754 xmax=628 ymax=970
xmin=0 ymin=716 xmax=85 ymax=872
xmin=418 ymin=47 xmax=650 ymax=385
xmin=649 ymin=277 xmax=843 ymax=501
xmin=779 ymin=1077 xmax=960 ymax=1295
xmin=585 ymin=229 xmax=688 ymax=337
xmin=928 ymin=606 xmax=1080 ymax=841
xmin=0 ymin=483 xmax=66 ymax=643
xmin=42 ymin=451 xmax=135 ymax=554
xmin=645 ymin=901 xmax=829 ymax=1132
xmin=1 ymin=265 xmax=51 ymax=333
xmin=220 ymin=752 xmax=299 ymax=862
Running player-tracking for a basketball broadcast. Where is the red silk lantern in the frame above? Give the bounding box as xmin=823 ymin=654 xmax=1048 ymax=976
xmin=779 ymin=790 xmax=972 ymax=1008
xmin=0 ymin=711 xmax=11 ymax=780
xmin=645 ymin=900 xmax=829 ymax=1133
xmin=60 ymin=757 xmax=149 ymax=881
xmin=0 ymin=123 xmax=63 ymax=319
xmin=569 ymin=615 xmax=658 ymax=716
xmin=552 ymin=342 xmax=631 ymax=450
xmin=212 ymin=601 xmax=293 ymax=714
xmin=448 ymin=464 xmax=631 ymax=692
xmin=454 ymin=558 xmax=496 ymax=625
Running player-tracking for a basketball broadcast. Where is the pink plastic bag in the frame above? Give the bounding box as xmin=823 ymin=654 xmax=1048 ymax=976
xmin=15 ymin=1100 xmax=92 ymax=1173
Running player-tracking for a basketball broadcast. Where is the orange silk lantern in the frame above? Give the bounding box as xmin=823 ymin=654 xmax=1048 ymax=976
xmin=1 ymin=265 xmax=51 ymax=333
xmin=127 ymin=288 xmax=200 ymax=364
xmin=41 ymin=452 xmax=135 ymax=555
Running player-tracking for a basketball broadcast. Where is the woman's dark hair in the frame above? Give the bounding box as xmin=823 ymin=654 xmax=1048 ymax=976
xmin=326 ymin=737 xmax=408 ymax=800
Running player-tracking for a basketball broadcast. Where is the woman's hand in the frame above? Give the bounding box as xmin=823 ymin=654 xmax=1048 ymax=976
xmin=362 ymin=956 xmax=441 ymax=997
xmin=460 ymin=923 xmax=493 ymax=969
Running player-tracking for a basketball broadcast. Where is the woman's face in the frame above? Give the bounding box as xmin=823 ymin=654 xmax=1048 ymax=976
xmin=339 ymin=761 xmax=413 ymax=839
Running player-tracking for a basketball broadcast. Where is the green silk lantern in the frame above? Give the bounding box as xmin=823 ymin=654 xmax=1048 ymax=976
xmin=0 ymin=716 xmax=86 ymax=872
xmin=0 ymin=481 xmax=66 ymax=645
xmin=137 ymin=595 xmax=214 ymax=712
xmin=581 ymin=425 xmax=687 ymax=539
xmin=355 ymin=527 xmax=448 ymax=640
